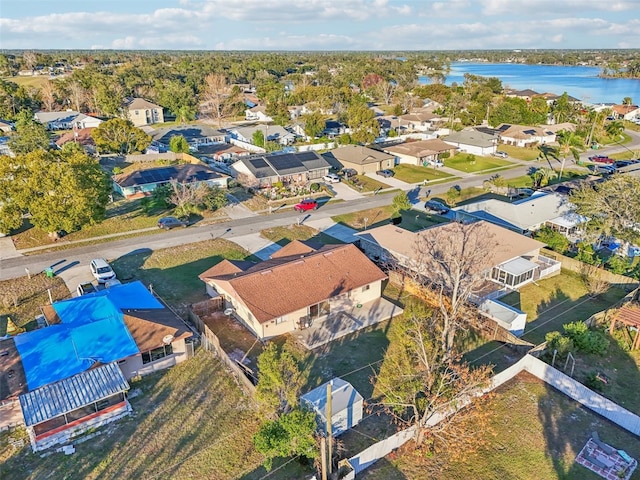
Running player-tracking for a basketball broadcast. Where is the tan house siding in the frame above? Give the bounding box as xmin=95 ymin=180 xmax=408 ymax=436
xmin=117 ymin=338 xmax=188 ymax=378
xmin=129 ymin=107 xmax=164 ymax=127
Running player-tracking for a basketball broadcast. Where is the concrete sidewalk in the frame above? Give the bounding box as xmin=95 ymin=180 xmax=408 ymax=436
xmin=0 ymin=236 xmax=21 ymax=260
xmin=231 ymin=233 xmax=281 ymax=260
xmin=305 ymin=217 xmax=360 ymax=243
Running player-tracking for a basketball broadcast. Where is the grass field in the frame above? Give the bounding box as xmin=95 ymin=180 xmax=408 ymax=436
xmin=348 ymin=175 xmax=390 ymax=192
xmin=500 ymin=270 xmax=627 ymax=345
xmin=361 ymin=371 xmax=640 ymax=480
xmin=10 ymin=198 xmax=229 ymax=251
xmin=3 ymin=75 xmax=50 ymax=89
xmin=445 ymin=153 xmax=514 ymax=173
xmin=260 ymin=224 xmax=344 ymax=246
xmin=503 ymin=169 xmax=587 ymax=189
xmin=392 ymin=164 xmax=455 ymax=183
xmin=0 ymin=273 xmax=69 ymax=330
xmin=333 ymin=205 xmax=395 ymax=230
xmin=111 ymin=238 xmax=257 ymax=307
xmin=499 ymin=144 xmax=543 ymax=161
xmin=0 ymin=351 xmax=310 ymax=480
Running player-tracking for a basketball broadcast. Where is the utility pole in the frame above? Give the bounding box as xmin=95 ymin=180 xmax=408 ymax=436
xmin=326 ymin=382 xmax=333 ymax=476
xmin=320 ymin=437 xmax=327 ymax=480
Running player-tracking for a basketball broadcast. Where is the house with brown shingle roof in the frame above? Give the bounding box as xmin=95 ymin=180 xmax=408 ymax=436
xmin=612 ymin=104 xmax=640 ymax=121
xmin=321 ymin=145 xmax=395 ymax=175
xmin=198 ymin=241 xmax=388 ymax=339
xmin=382 ymin=139 xmax=458 ymax=166
xmin=497 ymin=124 xmax=556 ymax=147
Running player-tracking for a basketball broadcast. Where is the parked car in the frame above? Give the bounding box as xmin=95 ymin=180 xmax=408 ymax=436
xmin=76 ymin=282 xmax=97 ymax=296
xmin=158 ymin=216 xmax=188 ymax=229
xmin=589 ymin=164 xmax=616 ymax=175
xmin=323 ymin=173 xmax=341 ymax=183
xmin=428 ymin=159 xmax=445 ymax=167
xmin=614 ymin=160 xmax=633 ymax=169
xmin=90 ymin=258 xmax=116 ymax=284
xmin=340 ymin=168 xmax=358 ymax=178
xmin=376 ymin=169 xmax=394 ymax=178
xmin=425 ymin=200 xmax=450 ymax=214
xmin=589 ymin=155 xmax=615 ymax=164
xmin=293 ymin=199 xmax=319 ymax=212
xmin=492 ymin=151 xmax=508 ymax=158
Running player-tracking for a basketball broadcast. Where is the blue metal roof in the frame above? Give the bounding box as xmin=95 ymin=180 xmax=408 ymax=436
xmin=19 ymin=362 xmax=129 ymax=426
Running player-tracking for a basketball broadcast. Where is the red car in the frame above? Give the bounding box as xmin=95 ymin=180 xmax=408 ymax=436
xmin=589 ymin=155 xmax=615 ymax=164
xmin=293 ymin=199 xmax=319 ymax=212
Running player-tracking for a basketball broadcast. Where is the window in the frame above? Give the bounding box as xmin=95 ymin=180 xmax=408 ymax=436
xmin=275 ymin=317 xmax=285 ymax=325
xmin=141 ymin=344 xmax=173 ymax=364
xmin=134 ymin=110 xmax=139 ymax=115
xmin=361 ymin=284 xmax=370 ymax=292
xmin=309 ymin=301 xmax=330 ymax=318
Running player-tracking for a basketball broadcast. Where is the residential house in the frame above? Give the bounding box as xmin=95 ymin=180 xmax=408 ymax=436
xmin=150 ymin=125 xmax=227 ymax=152
xmin=612 ymin=104 xmax=640 ymax=121
xmin=454 ymin=191 xmax=585 ymax=239
xmin=113 ymin=163 xmax=228 ymax=198
xmin=399 ymin=110 xmax=441 ymax=132
xmin=505 ymin=89 xmax=540 ymax=102
xmin=245 ymin=105 xmax=273 ymax=122
xmin=301 ymin=378 xmax=363 ymax=437
xmin=442 ymin=128 xmax=498 ymax=156
xmin=0 ymin=137 xmax=13 ymax=157
xmin=229 ymin=124 xmax=296 ymax=146
xmin=382 ymin=139 xmax=457 ymax=166
xmin=197 ymin=143 xmax=251 ymax=163
xmin=123 ymin=97 xmax=164 ymax=127
xmin=543 ymin=122 xmax=577 ymax=134
xmin=323 ymin=120 xmax=347 ymax=138
xmin=34 ymin=111 xmax=103 ymax=131
xmin=198 ymin=242 xmax=388 ymax=340
xmin=496 ymin=123 xmax=556 ymax=147
xmin=230 ymin=150 xmax=331 ymax=188
xmin=356 ymin=222 xmax=560 ymax=335
xmin=3 ymin=281 xmax=193 ymax=451
xmin=54 ymin=127 xmax=97 ymax=154
xmin=321 ymin=145 xmax=395 ymax=174
xmin=0 ymin=120 xmax=13 ymax=133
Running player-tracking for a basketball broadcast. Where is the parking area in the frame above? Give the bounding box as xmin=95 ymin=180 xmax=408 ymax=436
xmin=327 ymin=181 xmax=365 ymax=200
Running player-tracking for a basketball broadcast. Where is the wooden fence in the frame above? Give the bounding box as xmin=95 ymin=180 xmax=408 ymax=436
xmin=187 ymin=299 xmax=257 ymax=396
xmin=541 ymin=249 xmax=639 ymax=290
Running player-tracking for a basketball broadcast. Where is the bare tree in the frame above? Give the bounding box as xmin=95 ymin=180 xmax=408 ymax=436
xmin=411 ymin=221 xmax=496 ymax=358
xmin=22 ymin=51 xmax=37 ymax=71
xmin=200 ymin=73 xmax=240 ymax=127
xmin=39 ymin=80 xmax=57 ymax=111
xmin=373 ymin=302 xmax=493 ymax=448
xmin=376 ymin=80 xmax=397 ymax=106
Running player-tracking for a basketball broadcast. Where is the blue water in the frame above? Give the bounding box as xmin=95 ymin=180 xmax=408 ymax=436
xmin=419 ymin=62 xmax=640 ymax=104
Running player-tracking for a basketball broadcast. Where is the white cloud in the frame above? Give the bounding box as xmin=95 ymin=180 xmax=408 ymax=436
xmin=481 ymin=0 xmax=638 ymax=15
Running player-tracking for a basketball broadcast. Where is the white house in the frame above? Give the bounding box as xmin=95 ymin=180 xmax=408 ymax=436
xmin=442 ymin=128 xmax=498 ymax=156
xmin=245 ymin=105 xmax=273 ymax=122
xmin=497 ymin=124 xmax=556 ymax=147
xmin=300 ymin=378 xmax=363 ymax=436
xmin=34 ymin=111 xmax=103 ymax=131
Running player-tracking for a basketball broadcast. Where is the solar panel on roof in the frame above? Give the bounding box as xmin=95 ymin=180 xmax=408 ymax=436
xmin=270 ymin=153 xmax=303 ymax=170
xmin=249 ymin=158 xmax=269 ymax=169
xmin=297 ymin=151 xmax=318 ymax=161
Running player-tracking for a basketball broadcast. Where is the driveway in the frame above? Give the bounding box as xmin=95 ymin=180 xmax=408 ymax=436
xmin=305 ymin=218 xmax=360 ymax=243
xmin=327 ymin=181 xmax=364 ymax=201
xmin=364 ymin=172 xmax=413 ymax=189
xmin=292 ymin=297 xmax=403 ymax=349
xmin=230 ymin=233 xmax=281 ymax=260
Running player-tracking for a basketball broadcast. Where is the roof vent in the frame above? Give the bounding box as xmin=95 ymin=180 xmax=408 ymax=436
xmin=162 ymin=335 xmax=175 ymax=345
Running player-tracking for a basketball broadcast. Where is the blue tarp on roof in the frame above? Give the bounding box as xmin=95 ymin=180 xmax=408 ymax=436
xmin=13 ymin=282 xmax=159 ymax=391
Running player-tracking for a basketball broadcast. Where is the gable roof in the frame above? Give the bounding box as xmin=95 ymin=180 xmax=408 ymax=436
xmin=270 ymin=240 xmax=318 ymax=258
xmin=123 ymin=309 xmax=192 ymax=353
xmin=356 ymin=221 xmax=545 ymax=267
xmin=150 ymin=124 xmax=225 ymax=144
xmin=235 ymin=151 xmax=331 ymax=179
xmin=443 ymin=129 xmax=497 ymax=148
xmin=113 ymin=163 xmax=226 ymax=188
xmin=454 ymin=192 xmax=571 ymax=231
xmin=0 ymin=338 xmax=28 ymax=401
xmin=383 ymin=139 xmax=456 ymax=158
xmin=497 ymin=124 xmax=554 ymax=139
xmin=232 ymin=124 xmax=294 ymax=142
xmin=34 ymin=111 xmax=100 ymax=125
xmin=321 ymin=145 xmax=394 ymax=166
xmin=124 ymin=97 xmax=162 ymax=111
xmin=199 ymin=243 xmax=387 ymax=323
xmin=55 ymin=127 xmax=96 ymax=147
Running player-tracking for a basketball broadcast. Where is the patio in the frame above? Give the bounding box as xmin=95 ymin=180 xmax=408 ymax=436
xmin=576 ymin=437 xmax=637 ymax=480
xmin=292 ymin=297 xmax=403 ymax=350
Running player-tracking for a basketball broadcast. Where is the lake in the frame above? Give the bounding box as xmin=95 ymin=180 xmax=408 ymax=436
xmin=419 ymin=62 xmax=640 ymax=104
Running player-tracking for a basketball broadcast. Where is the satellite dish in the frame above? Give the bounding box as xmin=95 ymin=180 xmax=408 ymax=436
xmin=162 ymin=334 xmax=174 ymax=345
xmin=224 ymin=308 xmax=234 ymax=316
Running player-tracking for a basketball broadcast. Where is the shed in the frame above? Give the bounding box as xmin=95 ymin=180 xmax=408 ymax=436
xmin=300 ymin=378 xmax=363 ymax=436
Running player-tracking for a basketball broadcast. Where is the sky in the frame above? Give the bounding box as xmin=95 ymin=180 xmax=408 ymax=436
xmin=1 ymin=0 xmax=640 ymax=51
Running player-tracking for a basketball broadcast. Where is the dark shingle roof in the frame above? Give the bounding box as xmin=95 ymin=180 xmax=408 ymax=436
xmin=113 ymin=164 xmax=225 ymax=188
xmin=240 ymin=151 xmax=331 ymax=178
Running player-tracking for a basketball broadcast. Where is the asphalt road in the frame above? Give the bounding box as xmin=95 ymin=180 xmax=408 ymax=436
xmin=1 ymin=130 xmax=638 ymax=284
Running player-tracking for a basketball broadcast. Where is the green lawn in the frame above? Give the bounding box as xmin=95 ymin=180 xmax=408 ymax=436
xmin=111 ymin=238 xmax=257 ymax=307
xmin=0 ymin=273 xmax=69 ymax=330
xmin=500 ymin=270 xmax=627 ymax=345
xmin=361 ymin=372 xmax=640 ymax=480
xmin=398 ymin=210 xmax=449 ymax=232
xmin=333 ymin=205 xmax=395 ymax=230
xmin=503 ymin=169 xmax=587 ymax=189
xmin=260 ymin=224 xmax=344 ymax=246
xmin=0 ymin=351 xmax=309 ymax=480
xmin=445 ymin=153 xmax=514 ymax=173
xmin=347 ymin=175 xmax=390 ymax=192
xmin=392 ymin=164 xmax=455 ymax=183
xmin=499 ymin=144 xmax=543 ymax=161
xmin=10 ymin=198 xmax=229 ymax=251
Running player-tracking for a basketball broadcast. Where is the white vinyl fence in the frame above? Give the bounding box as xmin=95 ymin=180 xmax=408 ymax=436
xmin=346 ymin=354 xmax=640 ymax=477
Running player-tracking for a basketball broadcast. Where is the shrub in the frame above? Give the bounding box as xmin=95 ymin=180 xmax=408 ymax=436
xmin=607 ymin=255 xmax=630 ymax=275
xmin=309 ymin=182 xmax=321 ymax=192
xmin=584 ymin=371 xmax=606 ymax=392
xmin=112 ymin=166 xmax=123 ymax=175
xmin=534 ymin=226 xmax=569 ymax=254
xmin=563 ymin=321 xmax=610 ymax=355
xmin=440 ymin=152 xmax=450 ymax=160
xmin=545 ymin=331 xmax=574 ymax=358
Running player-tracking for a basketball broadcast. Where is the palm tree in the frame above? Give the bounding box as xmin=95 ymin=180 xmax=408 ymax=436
xmin=605 ymin=119 xmax=625 ymax=140
xmin=555 ymin=130 xmax=583 ymax=179
xmin=622 ymin=97 xmax=633 ymax=106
